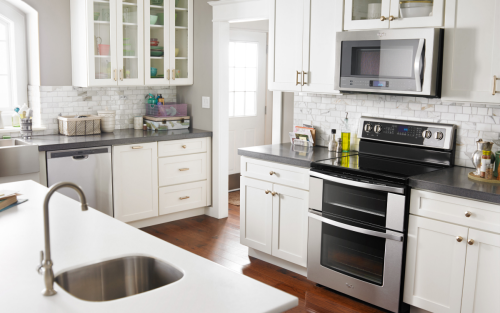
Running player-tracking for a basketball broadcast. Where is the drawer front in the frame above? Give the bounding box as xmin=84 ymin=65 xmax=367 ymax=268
xmin=159 ymin=181 xmax=207 ymax=215
xmin=410 ymin=189 xmax=500 ymax=234
xmin=240 ymin=156 xmax=309 ymax=190
xmin=159 ymin=153 xmax=207 ymax=186
xmin=158 ymin=137 xmax=207 ymax=157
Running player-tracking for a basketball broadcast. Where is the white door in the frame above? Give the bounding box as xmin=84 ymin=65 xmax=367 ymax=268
xmin=240 ymin=177 xmax=273 ymax=254
xmin=301 ymin=0 xmax=342 ymax=93
xmin=117 ymin=0 xmax=144 ymax=85
xmin=388 ymin=0 xmax=445 ymax=28
xmin=344 ymin=0 xmax=391 ymax=30
xmin=271 ymin=184 xmax=309 ymax=267
xmin=228 ymin=30 xmax=266 ymax=175
xmin=145 ymin=0 xmax=171 ymax=85
xmin=88 ymin=0 xmax=118 ymax=86
xmin=268 ymin=0 xmax=304 ymax=91
xmin=113 ymin=142 xmax=158 ymax=222
xmin=169 ymin=0 xmax=193 ymax=85
xmin=441 ymin=0 xmax=500 ymax=102
xmin=403 ymin=215 xmax=468 ymax=313
xmin=461 ymin=228 xmax=500 ymax=313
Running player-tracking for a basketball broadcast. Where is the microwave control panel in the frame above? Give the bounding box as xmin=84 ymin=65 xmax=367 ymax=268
xmin=360 ymin=120 xmax=447 ymax=148
xmin=340 ymin=77 xmax=417 ymax=92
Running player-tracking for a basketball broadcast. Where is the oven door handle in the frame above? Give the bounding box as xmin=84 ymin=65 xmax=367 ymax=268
xmin=308 ymin=210 xmax=403 ymax=242
xmin=309 ymin=171 xmax=405 ymax=194
xmin=414 ymin=38 xmax=424 ymax=92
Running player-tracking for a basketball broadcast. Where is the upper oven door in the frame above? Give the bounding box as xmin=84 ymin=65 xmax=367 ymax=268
xmin=334 ymin=28 xmax=443 ymax=97
xmin=310 ymin=172 xmax=406 ymax=232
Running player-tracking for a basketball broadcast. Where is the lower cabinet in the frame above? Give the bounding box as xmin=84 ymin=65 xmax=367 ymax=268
xmin=113 ymin=142 xmax=159 ymax=222
xmin=240 ymin=176 xmax=309 ymax=267
xmin=404 ymin=215 xmax=500 ymax=313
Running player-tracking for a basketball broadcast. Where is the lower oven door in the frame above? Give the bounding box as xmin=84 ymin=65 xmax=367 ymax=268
xmin=307 ymin=210 xmax=404 ymax=313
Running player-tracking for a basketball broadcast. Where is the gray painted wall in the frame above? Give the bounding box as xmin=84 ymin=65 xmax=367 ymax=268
xmin=176 ymin=0 xmax=213 ymax=131
xmin=24 ymin=0 xmax=72 ymax=86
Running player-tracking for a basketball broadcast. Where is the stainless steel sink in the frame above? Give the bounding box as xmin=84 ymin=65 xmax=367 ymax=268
xmin=55 ymin=256 xmax=184 ymax=301
xmin=0 ymin=138 xmax=39 ymax=177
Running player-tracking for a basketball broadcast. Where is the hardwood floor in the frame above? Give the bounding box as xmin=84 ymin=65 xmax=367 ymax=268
xmin=141 ymin=196 xmax=385 ymax=313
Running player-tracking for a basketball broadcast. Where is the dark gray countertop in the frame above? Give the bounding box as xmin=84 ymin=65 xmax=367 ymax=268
xmin=409 ymin=167 xmax=500 ymax=204
xmin=238 ymin=143 xmax=335 ymax=167
xmin=25 ymin=128 xmax=212 ymax=151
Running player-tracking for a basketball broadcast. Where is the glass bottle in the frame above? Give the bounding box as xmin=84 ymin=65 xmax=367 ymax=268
xmin=328 ymin=129 xmax=337 ymax=152
xmin=341 ymin=113 xmax=351 ymax=152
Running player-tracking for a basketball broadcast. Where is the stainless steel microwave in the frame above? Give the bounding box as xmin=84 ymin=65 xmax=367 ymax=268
xmin=334 ymin=28 xmax=444 ymax=97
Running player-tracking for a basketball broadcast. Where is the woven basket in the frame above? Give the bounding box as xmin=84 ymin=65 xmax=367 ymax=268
xmin=58 ymin=115 xmax=102 ymax=136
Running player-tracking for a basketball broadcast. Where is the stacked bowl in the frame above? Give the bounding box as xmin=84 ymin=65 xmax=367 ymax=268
xmin=97 ymin=109 xmax=116 ymax=133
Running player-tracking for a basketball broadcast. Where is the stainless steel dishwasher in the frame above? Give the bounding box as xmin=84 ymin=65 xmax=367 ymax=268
xmin=47 ymin=146 xmax=113 ymax=216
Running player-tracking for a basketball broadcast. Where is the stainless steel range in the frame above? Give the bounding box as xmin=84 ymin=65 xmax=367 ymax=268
xmin=307 ymin=117 xmax=457 ymax=313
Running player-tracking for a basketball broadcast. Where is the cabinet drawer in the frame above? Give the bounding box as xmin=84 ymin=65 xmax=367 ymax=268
xmin=159 ymin=153 xmax=207 ymax=186
xmin=159 ymin=181 xmax=207 ymax=215
xmin=158 ymin=137 xmax=207 ymax=157
xmin=240 ymin=156 xmax=309 ymax=190
xmin=410 ymin=189 xmax=500 ymax=234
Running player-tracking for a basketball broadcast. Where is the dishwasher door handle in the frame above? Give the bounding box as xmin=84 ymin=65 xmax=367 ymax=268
xmin=72 ymin=155 xmax=89 ymax=160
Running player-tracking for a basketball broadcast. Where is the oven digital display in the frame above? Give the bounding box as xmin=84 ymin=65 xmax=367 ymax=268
xmin=397 ymin=125 xmax=409 ymax=132
xmin=370 ymin=80 xmax=389 ymax=87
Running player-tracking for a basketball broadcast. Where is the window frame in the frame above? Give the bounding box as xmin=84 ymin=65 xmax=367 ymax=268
xmin=0 ymin=15 xmax=17 ymax=111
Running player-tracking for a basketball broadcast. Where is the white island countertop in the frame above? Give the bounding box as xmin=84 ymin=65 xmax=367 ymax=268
xmin=0 ymin=181 xmax=297 ymax=313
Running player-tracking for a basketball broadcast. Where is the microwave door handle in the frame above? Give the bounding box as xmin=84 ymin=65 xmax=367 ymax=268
xmin=414 ymin=39 xmax=424 ymax=92
xmin=309 ymin=210 xmax=403 ymax=242
xmin=309 ymin=171 xmax=405 ymax=194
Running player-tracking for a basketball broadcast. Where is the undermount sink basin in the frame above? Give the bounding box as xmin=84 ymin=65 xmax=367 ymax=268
xmin=0 ymin=139 xmax=28 ymax=147
xmin=55 ymin=256 xmax=184 ymax=302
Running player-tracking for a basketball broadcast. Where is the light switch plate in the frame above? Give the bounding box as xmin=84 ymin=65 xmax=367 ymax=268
xmin=202 ymin=97 xmax=210 ymax=109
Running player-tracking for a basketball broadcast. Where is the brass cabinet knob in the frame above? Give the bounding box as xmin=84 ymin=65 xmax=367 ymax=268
xmin=182 ymin=145 xmax=187 ymax=149
xmin=271 ymin=191 xmax=279 ymax=196
xmin=468 ymin=239 xmax=475 ymax=245
xmin=270 ymin=171 xmax=276 ymax=176
xmin=389 ymin=15 xmax=396 ymax=21
xmin=456 ymin=236 xmax=463 ymax=242
xmin=265 ymin=190 xmax=270 ymax=194
xmin=380 ymin=16 xmax=387 ymax=21
xmin=465 ymin=211 xmax=472 ymax=217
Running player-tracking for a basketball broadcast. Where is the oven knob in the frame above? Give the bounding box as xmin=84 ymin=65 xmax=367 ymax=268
xmin=364 ymin=124 xmax=372 ymax=132
xmin=422 ymin=130 xmax=432 ymax=139
xmin=374 ymin=125 xmax=382 ymax=133
xmin=435 ymin=131 xmax=444 ymax=140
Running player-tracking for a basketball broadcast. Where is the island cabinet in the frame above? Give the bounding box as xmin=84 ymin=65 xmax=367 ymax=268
xmin=403 ymin=189 xmax=500 ymax=313
xmin=113 ymin=137 xmax=211 ymax=224
xmin=240 ymin=156 xmax=309 ymax=269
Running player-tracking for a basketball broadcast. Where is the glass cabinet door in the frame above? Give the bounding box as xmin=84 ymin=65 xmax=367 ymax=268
xmin=388 ymin=0 xmax=444 ymax=29
xmin=169 ymin=0 xmax=193 ymax=85
xmin=145 ymin=0 xmax=170 ymax=85
xmin=117 ymin=0 xmax=144 ymax=85
xmin=90 ymin=0 xmax=118 ymax=85
xmin=344 ymin=0 xmax=391 ymax=30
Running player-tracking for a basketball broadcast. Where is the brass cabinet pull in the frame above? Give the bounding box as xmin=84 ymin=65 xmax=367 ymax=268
xmin=131 ymin=146 xmax=143 ymax=149
xmin=265 ymin=190 xmax=270 ymax=194
xmin=120 ymin=69 xmax=123 ymax=81
xmin=380 ymin=16 xmax=387 ymax=21
xmin=182 ymin=145 xmax=187 ymax=149
xmin=172 ymin=69 xmax=176 ymax=80
xmin=114 ymin=69 xmax=117 ymax=81
xmin=269 ymin=171 xmax=275 ymax=176
xmin=296 ymin=71 xmax=300 ymax=86
xmin=179 ymin=196 xmax=190 ymax=200
xmin=271 ymin=191 xmax=279 ymax=196
xmin=493 ymin=75 xmax=499 ymax=95
xmin=302 ymin=71 xmax=307 ymax=86
xmin=389 ymin=15 xmax=396 ymax=21
xmin=456 ymin=236 xmax=463 ymax=242
xmin=179 ymin=168 xmax=189 ymax=171
xmin=167 ymin=69 xmax=170 ymax=80
xmin=468 ymin=239 xmax=475 ymax=245
xmin=465 ymin=211 xmax=472 ymax=218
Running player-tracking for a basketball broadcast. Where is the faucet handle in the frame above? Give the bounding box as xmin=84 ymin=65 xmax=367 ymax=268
xmin=37 ymin=251 xmax=44 ymax=275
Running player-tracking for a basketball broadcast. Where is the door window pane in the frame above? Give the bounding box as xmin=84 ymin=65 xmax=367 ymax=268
xmin=228 ymin=41 xmax=258 ymax=117
xmin=351 ymin=0 xmax=382 ymax=21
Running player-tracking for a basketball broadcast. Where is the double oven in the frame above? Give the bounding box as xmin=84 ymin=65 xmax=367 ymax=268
xmin=308 ymin=170 xmax=407 ymax=313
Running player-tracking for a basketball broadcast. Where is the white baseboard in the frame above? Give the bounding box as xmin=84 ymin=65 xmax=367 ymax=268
xmin=248 ymin=248 xmax=307 ymax=276
xmin=128 ymin=207 xmax=207 ymax=228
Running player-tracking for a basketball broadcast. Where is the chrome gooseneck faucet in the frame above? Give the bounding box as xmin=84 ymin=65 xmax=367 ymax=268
xmin=37 ymin=182 xmax=88 ymax=296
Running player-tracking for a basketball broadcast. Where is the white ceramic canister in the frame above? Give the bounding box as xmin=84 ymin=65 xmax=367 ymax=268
xmin=134 ymin=116 xmax=143 ymax=130
xmin=97 ymin=109 xmax=116 ymax=133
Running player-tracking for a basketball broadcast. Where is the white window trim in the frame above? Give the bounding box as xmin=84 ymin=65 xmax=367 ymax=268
xmin=0 ymin=14 xmax=17 ymax=111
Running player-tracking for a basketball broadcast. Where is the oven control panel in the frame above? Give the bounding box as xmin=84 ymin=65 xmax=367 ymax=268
xmin=358 ymin=118 xmax=455 ymax=149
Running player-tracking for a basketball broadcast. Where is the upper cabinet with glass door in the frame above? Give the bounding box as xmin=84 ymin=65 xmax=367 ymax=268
xmin=344 ymin=0 xmax=444 ymax=30
xmin=145 ymin=0 xmax=193 ymax=86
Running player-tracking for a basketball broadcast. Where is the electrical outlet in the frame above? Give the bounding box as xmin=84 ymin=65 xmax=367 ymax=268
xmin=202 ymin=97 xmax=210 ymax=109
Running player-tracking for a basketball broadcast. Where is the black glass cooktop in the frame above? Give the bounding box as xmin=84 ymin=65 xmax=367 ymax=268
xmin=311 ymin=152 xmax=448 ymax=182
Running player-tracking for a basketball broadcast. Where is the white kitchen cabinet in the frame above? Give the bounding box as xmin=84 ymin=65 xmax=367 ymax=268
xmin=461 ymin=229 xmax=500 ymax=313
xmin=441 ymin=0 xmax=500 ymax=103
xmin=403 ymin=215 xmax=468 ymax=313
xmin=268 ymin=0 xmax=343 ymax=93
xmin=240 ymin=176 xmax=274 ymax=254
xmin=113 ymin=142 xmax=158 ymax=223
xmin=344 ymin=0 xmax=445 ymax=30
xmin=145 ymin=0 xmax=193 ymax=85
xmin=271 ymin=184 xmax=309 ymax=267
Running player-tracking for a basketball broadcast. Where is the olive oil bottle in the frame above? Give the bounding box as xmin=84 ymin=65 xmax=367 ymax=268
xmin=341 ymin=113 xmax=350 ymax=152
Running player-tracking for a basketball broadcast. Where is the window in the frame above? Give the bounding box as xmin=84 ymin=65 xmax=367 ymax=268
xmin=0 ymin=16 xmax=14 ymax=110
xmin=228 ymin=41 xmax=258 ymax=117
